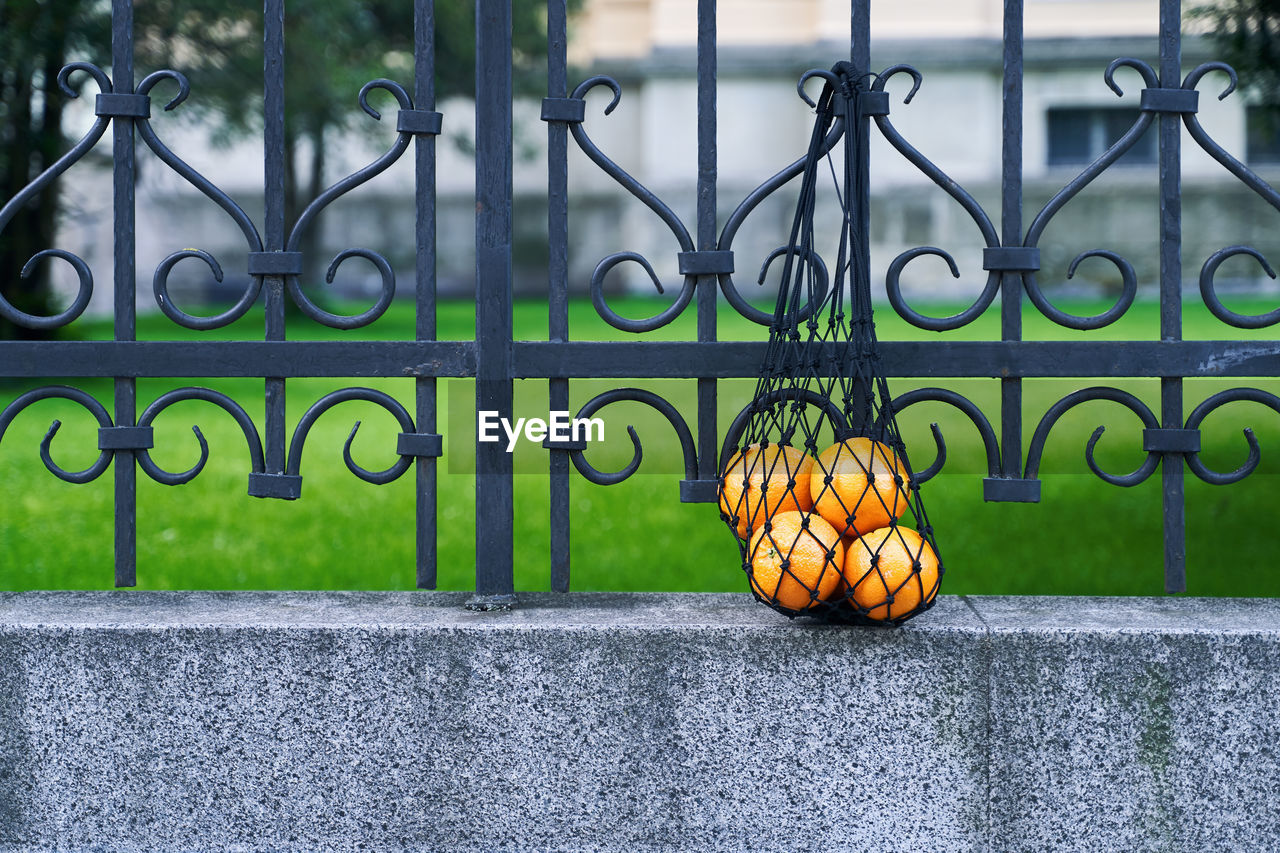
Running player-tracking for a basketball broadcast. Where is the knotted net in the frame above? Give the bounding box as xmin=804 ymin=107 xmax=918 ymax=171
xmin=718 ymin=63 xmax=943 ymax=625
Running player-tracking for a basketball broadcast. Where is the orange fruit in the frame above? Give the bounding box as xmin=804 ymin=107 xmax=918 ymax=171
xmin=719 ymin=443 xmax=815 ymax=539
xmin=747 ymin=510 xmax=843 ymax=612
xmin=828 ymin=534 xmax=860 ymax=603
xmin=843 ymin=525 xmax=939 ymax=622
xmin=809 ymin=437 xmax=909 ymax=537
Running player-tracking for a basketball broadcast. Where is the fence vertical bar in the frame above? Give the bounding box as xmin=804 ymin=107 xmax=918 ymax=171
xmin=111 ymin=0 xmax=136 ymax=587
xmin=263 ymin=0 xmax=288 ymax=480
xmin=852 ymin=0 xmax=870 ymax=226
xmin=414 ymin=0 xmax=438 ymax=589
xmin=471 ymin=0 xmax=516 ymax=608
xmin=695 ymin=0 xmax=717 ymax=483
xmin=1158 ymin=0 xmax=1186 ymax=593
xmin=547 ymin=0 xmax=572 ymax=591
xmin=1000 ymin=0 xmax=1025 ymax=481
xmin=851 ymin=0 xmax=873 ymax=428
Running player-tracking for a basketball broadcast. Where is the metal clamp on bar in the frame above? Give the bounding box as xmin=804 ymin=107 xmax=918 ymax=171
xmin=680 ymin=479 xmax=720 ymax=503
xmin=677 ymin=251 xmax=735 ymax=277
xmin=247 ymin=473 xmax=302 ymax=500
xmin=982 ymin=247 xmax=1041 ymax=272
xmin=397 ymin=432 xmax=443 ymax=457
xmin=95 ymin=93 xmax=150 ymax=118
xmin=397 ymin=109 xmax=443 ymax=135
xmin=247 ymin=251 xmax=304 ymax=276
xmin=983 ymin=477 xmax=1041 ymax=503
xmin=858 ymin=90 xmax=891 ymax=116
xmin=1140 ymin=88 xmax=1199 ymax=114
xmin=97 ymin=426 xmax=154 ymax=451
xmin=540 ymin=97 xmax=587 ymax=123
xmin=1142 ymin=428 xmax=1201 ymax=454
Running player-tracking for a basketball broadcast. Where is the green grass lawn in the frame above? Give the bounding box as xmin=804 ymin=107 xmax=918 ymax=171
xmin=2 ymin=294 xmax=1278 ymax=597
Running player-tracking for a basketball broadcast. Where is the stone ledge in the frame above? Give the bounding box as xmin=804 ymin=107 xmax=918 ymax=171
xmin=0 ymin=592 xmax=1277 ymax=852
xmin=0 ymin=589 xmax=980 ymax=630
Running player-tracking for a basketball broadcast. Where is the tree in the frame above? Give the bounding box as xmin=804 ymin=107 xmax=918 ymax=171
xmin=0 ymin=1 xmax=107 ymax=340
xmin=1192 ymin=1 xmax=1280 ymax=167
xmin=0 ymin=1 xmax=572 ymax=337
xmin=1192 ymin=0 xmax=1280 ymax=105
xmin=132 ymin=1 xmax=568 ymax=297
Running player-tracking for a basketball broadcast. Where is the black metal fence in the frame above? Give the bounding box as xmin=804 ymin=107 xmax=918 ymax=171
xmin=2 ymin=0 xmax=1278 ymax=601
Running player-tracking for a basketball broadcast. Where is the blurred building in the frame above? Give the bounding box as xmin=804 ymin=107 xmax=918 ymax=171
xmin=55 ymin=0 xmax=1280 ymax=316
xmin=567 ymin=0 xmax=1280 ymax=307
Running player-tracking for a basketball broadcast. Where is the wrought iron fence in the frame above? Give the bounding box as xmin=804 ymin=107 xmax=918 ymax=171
xmin=2 ymin=0 xmax=1278 ymax=602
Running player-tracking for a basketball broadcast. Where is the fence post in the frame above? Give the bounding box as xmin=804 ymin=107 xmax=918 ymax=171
xmin=546 ymin=0 xmax=572 ymax=592
xmin=415 ymin=0 xmax=439 ymax=590
xmin=110 ymin=0 xmax=137 ymax=587
xmin=848 ymin=0 xmax=873 ymax=433
xmin=1158 ymin=0 xmax=1186 ymax=594
xmin=694 ymin=0 xmax=718 ymax=489
xmin=1000 ymin=0 xmax=1025 ymax=487
xmin=470 ymin=0 xmax=517 ymax=609
xmin=261 ymin=0 xmax=289 ymax=493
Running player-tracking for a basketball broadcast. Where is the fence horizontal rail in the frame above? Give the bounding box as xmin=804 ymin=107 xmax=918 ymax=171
xmin=0 ymin=341 xmax=475 ymax=378
xmin=2 ymin=339 xmax=1276 ymax=380
xmin=513 ymin=340 xmax=1280 ymax=379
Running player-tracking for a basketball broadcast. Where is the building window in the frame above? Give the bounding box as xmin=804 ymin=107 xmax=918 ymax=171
xmin=1247 ymin=106 xmax=1280 ymax=164
xmin=1046 ymin=107 xmax=1156 ymax=167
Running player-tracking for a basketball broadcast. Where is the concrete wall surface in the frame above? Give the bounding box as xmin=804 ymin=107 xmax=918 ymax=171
xmin=0 ymin=591 xmax=1277 ymax=852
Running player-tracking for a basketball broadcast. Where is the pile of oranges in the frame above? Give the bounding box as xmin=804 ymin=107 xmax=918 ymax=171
xmin=719 ymin=437 xmax=940 ymax=623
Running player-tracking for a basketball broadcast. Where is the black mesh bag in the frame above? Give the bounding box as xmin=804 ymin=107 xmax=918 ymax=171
xmin=718 ymin=63 xmax=943 ymax=625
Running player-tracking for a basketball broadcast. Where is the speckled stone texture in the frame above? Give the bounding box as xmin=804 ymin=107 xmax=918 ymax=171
xmin=3 ymin=593 xmax=1279 ymax=852
xmin=977 ymin=595 xmax=1280 ymax=852
xmin=0 ymin=591 xmax=989 ymax=853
